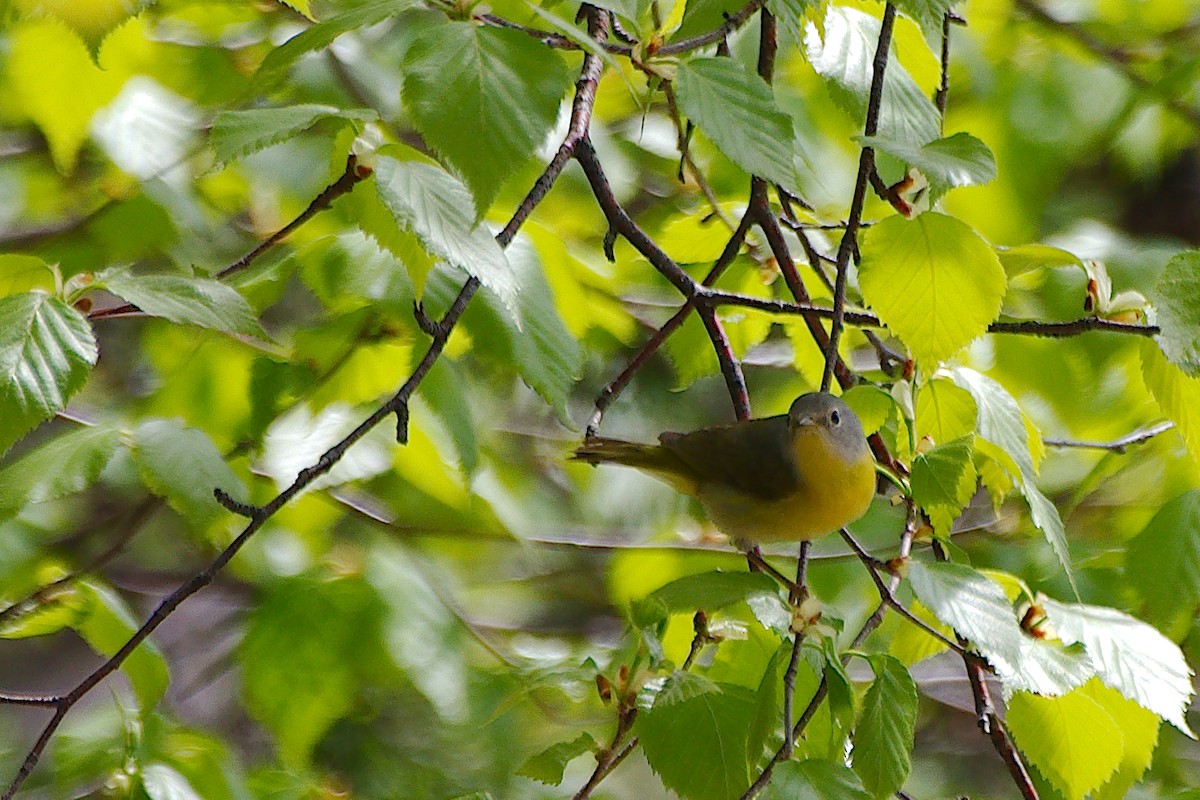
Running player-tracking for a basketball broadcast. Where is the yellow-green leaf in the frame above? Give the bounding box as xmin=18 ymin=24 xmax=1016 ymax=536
xmin=1007 ymin=687 xmax=1124 ymax=800
xmin=1140 ymin=339 xmax=1200 ymax=466
xmin=859 ymin=213 xmax=1006 ymax=367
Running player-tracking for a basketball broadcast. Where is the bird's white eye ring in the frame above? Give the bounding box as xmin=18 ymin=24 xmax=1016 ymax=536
xmin=830 ymin=410 xmax=840 ymax=425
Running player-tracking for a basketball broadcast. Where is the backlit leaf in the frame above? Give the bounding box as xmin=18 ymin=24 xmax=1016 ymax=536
xmin=210 ymin=104 xmax=377 ymax=167
xmin=859 ymin=213 xmax=1006 ymax=366
xmin=1151 ymin=251 xmax=1200 ymax=377
xmin=1007 ymin=687 xmax=1123 ymax=800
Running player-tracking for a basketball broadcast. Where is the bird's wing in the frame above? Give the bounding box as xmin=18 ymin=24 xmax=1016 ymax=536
xmin=658 ymin=415 xmax=800 ymax=501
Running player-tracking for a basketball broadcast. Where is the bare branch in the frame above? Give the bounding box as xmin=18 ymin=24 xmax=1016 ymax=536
xmin=1044 ymin=421 xmax=1175 ymax=453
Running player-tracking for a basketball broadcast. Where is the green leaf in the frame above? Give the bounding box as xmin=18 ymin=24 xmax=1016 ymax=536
xmin=892 ymin=0 xmax=954 ymax=38
xmin=1140 ymin=339 xmax=1200 ymax=466
xmin=1087 ymin=681 xmax=1162 ymax=800
xmin=0 ymin=424 xmax=121 ymax=515
xmin=241 ymin=576 xmax=386 ymax=765
xmin=296 ymin=232 xmax=415 ymax=311
xmin=0 ymin=576 xmax=87 ymax=639
xmin=910 ymin=437 xmax=976 ymax=537
xmin=75 ymin=580 xmax=169 ymax=710
xmin=254 ymin=0 xmax=414 ymax=88
xmin=98 ymin=269 xmax=265 ymax=339
xmin=634 ymin=570 xmax=778 ymax=625
xmin=0 ymin=254 xmax=57 ymax=298
xmin=841 ymin=384 xmax=894 ymax=436
xmin=422 ymin=237 xmax=579 ymax=416
xmin=1126 ymin=489 xmax=1200 ymax=634
xmin=1007 ymin=687 xmax=1124 ymax=800
xmin=859 ymin=132 xmax=996 ymax=192
xmin=373 ymin=152 xmax=518 ymax=320
xmin=517 ymin=732 xmax=597 ymax=785
xmin=852 ymin=655 xmax=917 ymax=798
xmin=907 ymin=561 xmax=1091 ymax=695
xmin=674 ymin=57 xmax=798 ymax=191
xmin=914 ymin=377 xmax=977 ymax=446
xmin=859 ymin=213 xmax=1006 ymax=366
xmin=951 ymin=367 xmax=1077 ymax=595
xmin=805 ymin=5 xmax=941 ymax=145
xmin=209 ymin=104 xmax=377 ymax=167
xmin=995 ymin=244 xmax=1084 ymax=278
xmin=141 ymin=763 xmax=203 ymax=800
xmin=131 ymin=418 xmax=246 ymax=530
xmin=1151 ymin=251 xmax=1200 ymax=377
xmin=414 ymin=355 xmax=478 ymax=475
xmin=763 ymin=759 xmax=873 ymax=800
xmin=1042 ymin=598 xmax=1195 ymax=737
xmin=637 ymin=679 xmax=756 ymax=800
xmin=0 ymin=292 xmax=97 ymax=457
xmin=656 ymin=671 xmax=722 ymax=705
xmin=402 ymin=22 xmax=571 ymax=215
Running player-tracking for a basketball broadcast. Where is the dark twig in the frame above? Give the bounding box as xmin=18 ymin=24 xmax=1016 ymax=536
xmin=741 ymin=524 xmax=919 ymax=799
xmin=988 ymin=317 xmax=1158 ymax=337
xmin=0 ymin=11 xmax=612 ymax=795
xmin=823 ymin=2 xmax=897 ymax=391
xmin=1043 ymin=421 xmax=1175 ymax=453
xmin=88 ymin=155 xmax=370 ymax=322
xmin=575 ymin=138 xmax=752 ymax=419
xmin=586 ymin=211 xmax=754 ymax=436
xmin=657 ymin=0 xmax=765 ymax=56
xmin=780 ymin=540 xmax=811 ymax=758
xmin=966 ymin=656 xmax=1039 ymax=799
xmin=936 ymin=12 xmax=952 ymax=119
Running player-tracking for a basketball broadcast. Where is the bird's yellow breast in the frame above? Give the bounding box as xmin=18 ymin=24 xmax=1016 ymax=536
xmin=696 ymin=426 xmax=875 ymax=545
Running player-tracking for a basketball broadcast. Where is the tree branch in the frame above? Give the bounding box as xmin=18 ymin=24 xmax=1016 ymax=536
xmin=1044 ymin=421 xmax=1175 ymax=453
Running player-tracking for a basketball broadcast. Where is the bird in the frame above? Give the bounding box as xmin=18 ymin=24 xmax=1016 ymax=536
xmin=573 ymin=392 xmax=876 ymax=548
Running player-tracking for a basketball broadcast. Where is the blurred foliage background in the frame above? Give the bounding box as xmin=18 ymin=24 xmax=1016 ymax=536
xmin=0 ymin=0 xmax=1199 ymax=798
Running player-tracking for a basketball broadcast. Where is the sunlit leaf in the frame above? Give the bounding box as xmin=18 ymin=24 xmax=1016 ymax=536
xmin=1140 ymin=339 xmax=1200 ymax=465
xmin=859 ymin=132 xmax=996 ymax=191
xmin=1042 ymin=597 xmax=1195 ymax=736
xmin=517 ymin=733 xmax=597 ymax=786
xmin=373 ymin=151 xmax=518 ymax=321
xmin=0 ymin=424 xmax=120 ymax=515
xmin=75 ymin=580 xmax=169 ymax=710
xmin=637 ymin=677 xmax=756 ymax=800
xmin=1007 ymin=686 xmax=1124 ymax=800
xmin=131 ymin=418 xmax=246 ymax=530
xmin=210 ymin=104 xmax=377 ymax=167
xmin=859 ymin=213 xmax=1006 ymax=366
xmin=1151 ymin=251 xmax=1200 ymax=377
xmin=255 ymin=0 xmax=415 ymax=87
xmin=805 ymin=5 xmax=941 ymax=145
xmin=910 ymin=436 xmax=976 ymax=536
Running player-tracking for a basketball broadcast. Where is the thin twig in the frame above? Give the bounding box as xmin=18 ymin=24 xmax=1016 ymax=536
xmin=1043 ymin=421 xmax=1175 ymax=453
xmin=780 ymin=540 xmax=811 ymax=758
xmin=585 ymin=211 xmax=755 ymax=436
xmin=575 ymin=138 xmax=752 ymax=419
xmin=741 ymin=523 xmax=919 ymax=799
xmin=823 ymin=2 xmax=897 ymax=391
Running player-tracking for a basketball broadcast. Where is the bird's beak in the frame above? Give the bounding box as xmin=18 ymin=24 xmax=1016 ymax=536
xmin=794 ymin=414 xmax=815 ymax=428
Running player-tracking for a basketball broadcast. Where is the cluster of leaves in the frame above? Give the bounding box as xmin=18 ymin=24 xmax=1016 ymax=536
xmin=1 ymin=0 xmax=1200 ymax=799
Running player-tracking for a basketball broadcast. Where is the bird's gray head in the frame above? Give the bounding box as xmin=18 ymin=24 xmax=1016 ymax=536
xmin=787 ymin=392 xmax=869 ymax=460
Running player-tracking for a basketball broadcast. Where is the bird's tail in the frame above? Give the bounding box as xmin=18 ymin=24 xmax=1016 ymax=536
xmin=572 ymin=437 xmax=698 ymax=494
xmin=572 ymin=437 xmax=665 ymax=469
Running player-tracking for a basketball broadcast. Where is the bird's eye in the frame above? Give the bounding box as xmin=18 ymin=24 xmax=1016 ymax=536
xmin=830 ymin=410 xmax=840 ymax=425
